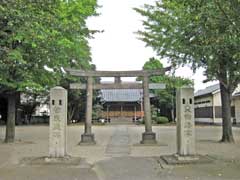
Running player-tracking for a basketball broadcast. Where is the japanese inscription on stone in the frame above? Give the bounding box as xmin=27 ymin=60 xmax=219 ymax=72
xmin=176 ymin=87 xmax=196 ymax=156
xmin=49 ymin=87 xmax=67 ymax=158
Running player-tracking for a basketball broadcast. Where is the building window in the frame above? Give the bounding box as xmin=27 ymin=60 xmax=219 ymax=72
xmin=194 ymin=100 xmax=211 ymax=105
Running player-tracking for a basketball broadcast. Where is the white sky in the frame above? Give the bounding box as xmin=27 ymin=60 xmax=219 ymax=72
xmin=86 ymin=0 xmax=217 ymax=91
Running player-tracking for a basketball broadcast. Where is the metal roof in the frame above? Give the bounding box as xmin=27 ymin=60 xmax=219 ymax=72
xmin=194 ymin=84 xmax=220 ymax=97
xmin=234 ymin=92 xmax=240 ymax=97
xmin=100 ymin=89 xmax=143 ymax=102
xmin=194 ymin=83 xmax=240 ymax=98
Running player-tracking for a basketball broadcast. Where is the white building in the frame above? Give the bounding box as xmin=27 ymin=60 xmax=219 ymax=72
xmin=194 ymin=84 xmax=240 ymax=124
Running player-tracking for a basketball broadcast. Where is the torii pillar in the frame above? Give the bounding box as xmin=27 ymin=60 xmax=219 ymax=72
xmin=80 ymin=76 xmax=96 ymax=145
xmin=140 ymin=75 xmax=157 ymax=144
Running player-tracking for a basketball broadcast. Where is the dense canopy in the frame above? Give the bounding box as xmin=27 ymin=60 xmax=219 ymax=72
xmin=135 ymin=0 xmax=240 ymax=142
xmin=0 ymin=0 xmax=98 ymax=94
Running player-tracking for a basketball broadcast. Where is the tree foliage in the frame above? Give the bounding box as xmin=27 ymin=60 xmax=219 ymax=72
xmin=0 ymin=0 xmax=98 ymax=141
xmin=135 ymin=0 xmax=240 ymax=142
xmin=0 ymin=0 xmax=98 ymax=94
xmin=142 ymin=57 xmax=192 ymax=121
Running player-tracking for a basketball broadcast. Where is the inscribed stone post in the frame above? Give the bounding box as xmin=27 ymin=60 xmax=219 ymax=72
xmin=49 ymin=86 xmax=67 ymax=158
xmin=176 ymin=87 xmax=196 ymax=158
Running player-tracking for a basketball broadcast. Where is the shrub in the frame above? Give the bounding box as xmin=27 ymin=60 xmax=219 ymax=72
xmin=154 ymin=116 xmax=169 ymax=124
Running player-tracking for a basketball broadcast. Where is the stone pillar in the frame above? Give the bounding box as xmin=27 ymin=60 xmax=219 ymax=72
xmin=120 ymin=104 xmax=123 ymax=118
xmin=49 ymin=86 xmax=67 ymax=158
xmin=107 ymin=105 xmax=109 ymax=122
xmin=134 ymin=106 xmax=137 ymax=122
xmin=141 ymin=75 xmax=156 ymax=144
xmin=114 ymin=77 xmax=121 ymax=84
xmin=140 ymin=98 xmax=143 ymax=119
xmin=176 ymin=87 xmax=196 ymax=159
xmin=80 ymin=76 xmax=96 ymax=145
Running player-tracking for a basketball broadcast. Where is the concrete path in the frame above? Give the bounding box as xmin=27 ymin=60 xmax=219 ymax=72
xmin=94 ymin=125 xmax=161 ymax=180
xmin=94 ymin=156 xmax=161 ymax=180
xmin=105 ymin=126 xmax=130 ymax=157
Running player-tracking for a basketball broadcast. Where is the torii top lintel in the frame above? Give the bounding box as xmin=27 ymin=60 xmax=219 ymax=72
xmin=65 ymin=67 xmax=171 ymax=77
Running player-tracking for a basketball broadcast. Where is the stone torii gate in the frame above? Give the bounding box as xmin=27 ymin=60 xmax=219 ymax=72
xmin=66 ymin=68 xmax=170 ymax=145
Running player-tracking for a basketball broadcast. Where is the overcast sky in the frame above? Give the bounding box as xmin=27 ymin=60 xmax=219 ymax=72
xmin=86 ymin=0 xmax=217 ymax=91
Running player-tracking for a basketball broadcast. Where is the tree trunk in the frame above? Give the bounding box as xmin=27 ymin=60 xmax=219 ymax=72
xmin=220 ymin=83 xmax=234 ymax=143
xmin=28 ymin=105 xmax=37 ymax=124
xmin=170 ymin=108 xmax=174 ymax=122
xmin=67 ymin=105 xmax=76 ymax=124
xmin=5 ymin=93 xmax=16 ymax=143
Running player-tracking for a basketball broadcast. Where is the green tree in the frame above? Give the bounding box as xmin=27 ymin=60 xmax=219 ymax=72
xmin=141 ymin=57 xmax=192 ymax=121
xmin=92 ymin=104 xmax=103 ymax=120
xmin=20 ymin=93 xmax=45 ymax=123
xmin=135 ymin=0 xmax=240 ymax=142
xmin=60 ymin=64 xmax=99 ymax=124
xmin=0 ymin=0 xmax=98 ymax=142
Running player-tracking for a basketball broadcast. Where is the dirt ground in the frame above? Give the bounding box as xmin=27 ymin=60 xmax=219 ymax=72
xmin=0 ymin=124 xmax=240 ymax=180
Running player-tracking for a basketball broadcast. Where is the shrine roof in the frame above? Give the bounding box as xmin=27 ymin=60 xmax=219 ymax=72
xmin=100 ymin=89 xmax=143 ymax=102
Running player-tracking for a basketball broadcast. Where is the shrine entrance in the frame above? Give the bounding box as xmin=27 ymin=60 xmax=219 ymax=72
xmin=100 ymin=79 xmax=143 ymax=124
xmin=66 ymin=68 xmax=169 ymax=145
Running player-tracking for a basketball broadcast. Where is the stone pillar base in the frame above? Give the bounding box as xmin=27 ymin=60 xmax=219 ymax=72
xmin=174 ymin=154 xmax=199 ymax=161
xmin=79 ymin=133 xmax=96 ymax=145
xmin=140 ymin=132 xmax=157 ymax=144
xmin=160 ymin=154 xmax=212 ymax=165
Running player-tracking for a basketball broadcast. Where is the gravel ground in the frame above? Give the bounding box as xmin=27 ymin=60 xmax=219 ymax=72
xmin=0 ymin=124 xmax=240 ymax=180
